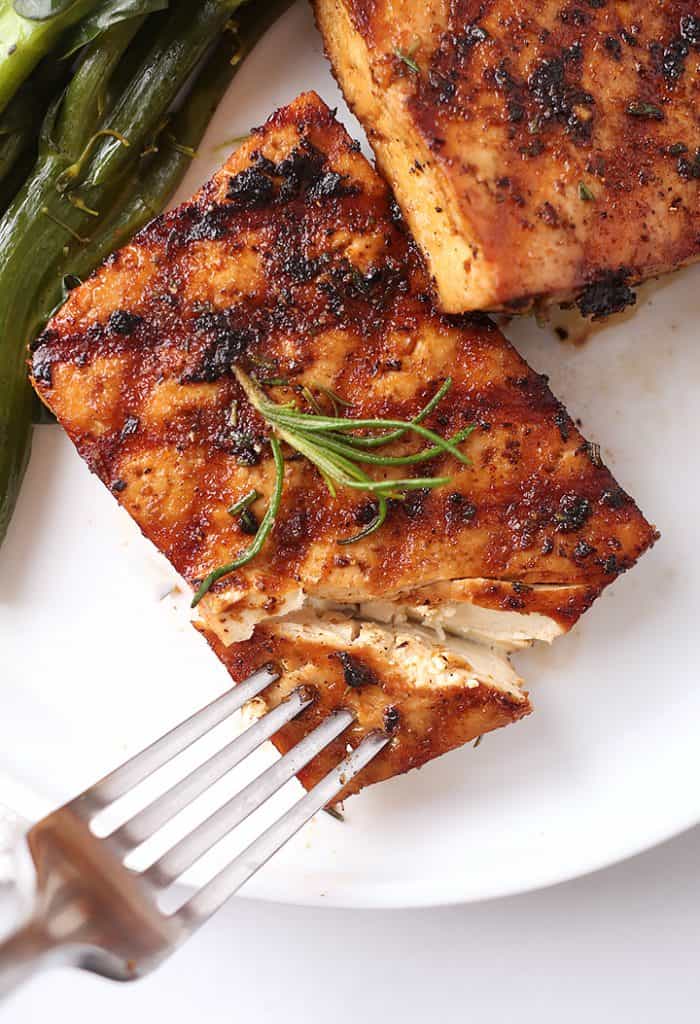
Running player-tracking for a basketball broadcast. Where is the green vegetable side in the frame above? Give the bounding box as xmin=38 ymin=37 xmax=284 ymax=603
xmin=0 ymin=0 xmax=292 ymax=546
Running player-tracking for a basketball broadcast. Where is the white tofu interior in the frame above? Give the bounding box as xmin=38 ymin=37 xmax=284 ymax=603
xmin=358 ymin=597 xmax=563 ymax=649
xmin=270 ymin=608 xmax=525 ymax=700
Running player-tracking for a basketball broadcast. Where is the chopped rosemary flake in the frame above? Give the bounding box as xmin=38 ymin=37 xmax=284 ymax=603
xmin=473 ymin=735 xmax=483 ymax=749
xmin=578 ymin=181 xmax=595 ymax=201
xmin=395 ymin=49 xmax=420 ymax=73
xmin=311 ymin=382 xmax=353 ymax=415
xmin=191 ymin=372 xmax=474 ymax=606
xmin=626 ymin=101 xmax=664 ymax=120
xmin=227 ymin=489 xmax=259 ymax=517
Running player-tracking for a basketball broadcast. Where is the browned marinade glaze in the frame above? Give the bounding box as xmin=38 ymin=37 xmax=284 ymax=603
xmin=316 ymin=0 xmax=700 ymax=312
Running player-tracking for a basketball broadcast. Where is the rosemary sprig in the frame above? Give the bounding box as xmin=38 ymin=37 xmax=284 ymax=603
xmin=190 ymin=371 xmax=474 ymax=607
xmin=191 ymin=437 xmax=285 ymax=607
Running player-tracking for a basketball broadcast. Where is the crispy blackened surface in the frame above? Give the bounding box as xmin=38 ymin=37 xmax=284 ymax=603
xmin=200 ymin=622 xmax=529 ymax=802
xmin=317 ymin=0 xmax=700 ymax=311
xmin=31 ymin=92 xmax=656 ymax=630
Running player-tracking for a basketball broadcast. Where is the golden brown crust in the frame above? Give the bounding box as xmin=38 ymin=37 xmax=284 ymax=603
xmin=315 ymin=0 xmax=700 ymax=312
xmin=31 ymin=91 xmax=656 ymax=639
xmin=199 ymin=620 xmax=530 ymax=802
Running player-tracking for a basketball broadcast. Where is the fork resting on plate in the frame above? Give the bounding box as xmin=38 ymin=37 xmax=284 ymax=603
xmin=0 ymin=665 xmax=388 ymax=996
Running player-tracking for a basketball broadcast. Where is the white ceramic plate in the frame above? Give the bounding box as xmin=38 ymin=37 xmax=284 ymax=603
xmin=2 ymin=2 xmax=699 ymax=909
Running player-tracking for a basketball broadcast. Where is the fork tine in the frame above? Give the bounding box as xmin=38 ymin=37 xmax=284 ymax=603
xmin=106 ymin=686 xmax=316 ymax=850
xmin=73 ymin=666 xmax=277 ymax=813
xmin=143 ymin=708 xmax=355 ymax=887
xmin=175 ymin=730 xmax=389 ymax=931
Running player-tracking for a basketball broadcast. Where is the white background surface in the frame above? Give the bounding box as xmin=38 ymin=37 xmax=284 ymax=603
xmin=4 ymin=825 xmax=700 ymax=1022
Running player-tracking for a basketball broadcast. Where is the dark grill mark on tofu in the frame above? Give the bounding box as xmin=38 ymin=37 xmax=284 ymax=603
xmin=577 ymin=270 xmax=636 ymax=319
xmin=603 ymin=36 xmax=621 ymax=60
xmin=183 ymin=313 xmax=255 ymax=384
xmin=333 ymin=651 xmax=378 ymax=688
xmin=226 ymin=431 xmax=264 ymax=466
xmin=108 ymin=310 xmax=142 ymax=335
xmin=446 ymin=492 xmax=477 ymax=526
xmin=307 ymin=170 xmax=358 ymax=200
xmin=31 ymin=343 xmax=55 ymax=386
xmin=275 ymin=144 xmax=326 ymax=200
xmin=528 ymin=57 xmax=595 ymax=141
xmin=555 ymin=493 xmax=592 ymax=533
xmin=383 ymin=705 xmax=401 ymax=733
xmin=226 ymin=167 xmax=275 ymax=207
xmin=680 ymin=15 xmax=700 ymax=47
xmin=678 ymin=150 xmax=700 ymax=181
xmin=239 ymin=508 xmax=259 ymax=535
xmin=181 ymin=203 xmax=234 ymax=243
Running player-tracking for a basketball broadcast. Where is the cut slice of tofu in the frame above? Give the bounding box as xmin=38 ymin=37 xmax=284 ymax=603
xmin=199 ymin=607 xmax=531 ymax=803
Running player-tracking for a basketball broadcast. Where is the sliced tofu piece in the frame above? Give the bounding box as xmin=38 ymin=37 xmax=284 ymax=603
xmin=31 ymin=91 xmax=657 ymax=800
xmin=199 ymin=609 xmax=530 ymax=803
xmin=313 ymin=576 xmax=598 ymax=650
xmin=315 ymin=0 xmax=700 ymax=313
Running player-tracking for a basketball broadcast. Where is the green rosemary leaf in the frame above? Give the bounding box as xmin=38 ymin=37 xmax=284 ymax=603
xmin=191 ymin=438 xmax=284 ymax=607
xmin=301 ymin=377 xmax=452 ymax=449
xmin=275 ymin=414 xmax=471 ymax=465
xmin=578 ymin=181 xmax=595 ymax=201
xmin=626 ymin=101 xmax=664 ymax=120
xmin=317 ymin=424 xmax=475 ymax=467
xmin=313 ymin=382 xmax=353 ymax=410
xmin=338 ymin=494 xmax=388 ymax=546
xmin=227 ymin=489 xmax=258 ymax=516
xmin=395 ymin=49 xmax=420 ymax=73
xmin=300 ymin=385 xmax=325 ymax=416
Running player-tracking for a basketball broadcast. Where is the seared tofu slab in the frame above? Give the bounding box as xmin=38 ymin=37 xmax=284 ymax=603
xmin=32 ymin=92 xmax=656 ymax=798
xmin=315 ymin=0 xmax=700 ymax=314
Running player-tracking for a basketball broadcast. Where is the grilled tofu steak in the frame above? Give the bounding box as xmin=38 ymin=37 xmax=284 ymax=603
xmin=314 ymin=0 xmax=700 ymax=315
xmin=32 ymin=92 xmax=656 ymax=798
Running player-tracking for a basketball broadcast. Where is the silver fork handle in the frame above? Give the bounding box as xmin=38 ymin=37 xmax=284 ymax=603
xmin=0 ymin=918 xmax=59 ymax=998
xmin=0 ymin=806 xmax=57 ymax=998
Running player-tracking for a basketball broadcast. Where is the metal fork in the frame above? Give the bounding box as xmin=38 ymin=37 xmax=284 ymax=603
xmin=0 ymin=665 xmax=388 ymax=996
